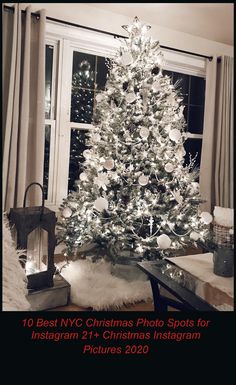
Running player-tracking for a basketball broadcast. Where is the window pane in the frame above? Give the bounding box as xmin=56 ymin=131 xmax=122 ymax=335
xmin=96 ymin=56 xmax=110 ymax=90
xmin=183 ymin=104 xmax=188 ymax=124
xmin=68 ymin=129 xmax=88 ymax=193
xmin=43 ymin=125 xmax=51 ymax=199
xmin=184 ymin=138 xmax=202 ymax=169
xmin=172 ymin=72 xmax=189 ymax=104
xmin=162 ymin=70 xmax=172 ymax=79
xmin=71 ymin=89 xmax=94 ymax=124
xmin=188 ymin=105 xmax=204 ymax=134
xmin=190 ymin=76 xmax=205 ymax=106
xmin=45 ymin=45 xmax=54 ymax=119
xmin=72 ymin=52 xmax=95 ymax=89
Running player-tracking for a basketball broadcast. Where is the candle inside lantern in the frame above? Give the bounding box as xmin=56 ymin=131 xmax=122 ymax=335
xmin=25 ymin=259 xmax=39 ymax=275
xmin=26 ymin=227 xmax=48 ymax=275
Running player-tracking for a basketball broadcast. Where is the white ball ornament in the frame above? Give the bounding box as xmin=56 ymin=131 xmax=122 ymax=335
xmin=157 ymin=234 xmax=171 ymax=249
xmin=152 ymin=81 xmax=161 ymax=92
xmin=70 ymin=202 xmax=78 ymax=209
xmin=169 ymin=129 xmax=182 ymax=143
xmin=126 ymin=92 xmax=136 ymax=104
xmin=94 ymin=173 xmax=109 ymax=189
xmin=190 ymin=231 xmax=200 ymax=241
xmin=171 ymin=190 xmax=183 ymax=205
xmin=90 ymin=133 xmax=101 ymax=143
xmin=175 ymin=147 xmax=186 ymax=161
xmin=95 ymin=93 xmax=103 ymax=103
xmin=139 ymin=127 xmax=149 ymax=139
xmin=94 ymin=197 xmax=108 ymax=212
xmin=164 ymin=124 xmax=171 ymax=133
xmin=138 ymin=175 xmax=149 ymax=186
xmin=190 ymin=182 xmax=200 ymax=193
xmin=165 ymin=150 xmax=173 ymax=158
xmin=103 ymin=158 xmax=114 ymax=170
xmin=107 ymin=87 xmax=116 ymax=96
xmin=83 ymin=149 xmax=91 ymax=159
xmin=165 ymin=163 xmax=174 ymax=173
xmin=62 ymin=207 xmax=72 ymax=218
xmin=79 ymin=172 xmax=88 ymax=181
xmin=200 ymin=212 xmax=213 ymax=225
xmin=121 ymin=52 xmax=133 ymax=66
xmin=155 ymin=54 xmax=164 ymax=67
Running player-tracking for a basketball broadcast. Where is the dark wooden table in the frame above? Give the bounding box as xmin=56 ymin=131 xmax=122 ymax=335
xmin=137 ymin=260 xmax=216 ymax=311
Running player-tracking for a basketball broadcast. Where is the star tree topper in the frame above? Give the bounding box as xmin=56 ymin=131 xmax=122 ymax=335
xmin=122 ymin=16 xmax=151 ymax=36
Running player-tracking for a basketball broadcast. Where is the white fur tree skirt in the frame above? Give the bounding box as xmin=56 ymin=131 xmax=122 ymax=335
xmin=3 ymin=215 xmax=30 ymax=311
xmin=59 ymin=259 xmax=153 ymax=310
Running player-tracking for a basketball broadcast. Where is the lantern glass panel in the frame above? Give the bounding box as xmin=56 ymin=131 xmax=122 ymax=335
xmin=25 ymin=227 xmax=48 ymax=275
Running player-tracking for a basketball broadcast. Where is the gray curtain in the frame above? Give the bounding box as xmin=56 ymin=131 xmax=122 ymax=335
xmin=200 ymin=56 xmax=234 ymax=211
xmin=3 ymin=4 xmax=46 ymax=211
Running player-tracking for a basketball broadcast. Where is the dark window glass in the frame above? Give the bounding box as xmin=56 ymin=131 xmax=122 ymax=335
xmin=162 ymin=69 xmax=172 ymax=79
xmin=71 ymin=89 xmax=94 ymax=124
xmin=188 ymin=105 xmax=204 ymax=134
xmin=43 ymin=125 xmax=51 ymax=199
xmin=164 ymin=70 xmax=205 ymax=167
xmin=183 ymin=104 xmax=188 ymax=123
xmin=68 ymin=129 xmax=88 ymax=193
xmin=45 ymin=45 xmax=54 ymax=119
xmin=190 ymin=75 xmax=205 ymax=106
xmin=71 ymin=52 xmax=109 ymax=123
xmin=184 ymin=138 xmax=202 ymax=169
xmin=173 ymin=72 xmax=189 ymax=104
xmin=96 ymin=56 xmax=109 ymax=90
xmin=72 ymin=52 xmax=95 ymax=89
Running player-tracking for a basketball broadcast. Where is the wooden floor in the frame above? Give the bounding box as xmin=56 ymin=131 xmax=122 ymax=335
xmin=50 ymin=300 xmax=154 ymax=312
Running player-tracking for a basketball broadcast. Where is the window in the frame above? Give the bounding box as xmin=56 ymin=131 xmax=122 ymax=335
xmin=68 ymin=129 xmax=88 ymax=193
xmin=43 ymin=22 xmax=206 ymax=210
xmin=68 ymin=51 xmax=109 ymax=193
xmin=163 ymin=70 xmax=205 ymax=169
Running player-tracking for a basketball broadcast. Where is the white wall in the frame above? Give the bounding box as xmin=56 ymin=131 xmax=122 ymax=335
xmin=19 ymin=3 xmax=233 ymax=58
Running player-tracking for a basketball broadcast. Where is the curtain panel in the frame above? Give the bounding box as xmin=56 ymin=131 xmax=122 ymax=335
xmin=200 ymin=56 xmax=234 ymax=212
xmin=3 ymin=4 xmax=46 ymax=211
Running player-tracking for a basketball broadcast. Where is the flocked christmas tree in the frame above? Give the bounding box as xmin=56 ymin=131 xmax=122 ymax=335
xmin=57 ymin=17 xmax=213 ymax=262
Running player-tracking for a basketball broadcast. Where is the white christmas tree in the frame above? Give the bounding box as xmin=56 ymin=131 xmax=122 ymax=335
xmin=57 ymin=17 xmax=212 ymax=262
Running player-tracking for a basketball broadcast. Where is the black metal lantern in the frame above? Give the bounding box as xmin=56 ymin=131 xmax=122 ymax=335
xmin=9 ymin=183 xmax=57 ymax=291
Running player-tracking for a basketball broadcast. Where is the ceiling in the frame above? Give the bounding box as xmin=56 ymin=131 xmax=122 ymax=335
xmin=89 ymin=3 xmax=234 ymax=45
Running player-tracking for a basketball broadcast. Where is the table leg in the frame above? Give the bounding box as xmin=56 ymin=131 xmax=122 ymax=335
xmin=150 ymin=278 xmax=168 ymax=311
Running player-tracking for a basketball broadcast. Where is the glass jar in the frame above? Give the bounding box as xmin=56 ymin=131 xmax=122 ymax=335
xmin=213 ymin=246 xmax=234 ymax=277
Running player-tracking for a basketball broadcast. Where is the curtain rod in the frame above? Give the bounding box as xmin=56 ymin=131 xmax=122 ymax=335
xmin=4 ymin=5 xmax=214 ymax=61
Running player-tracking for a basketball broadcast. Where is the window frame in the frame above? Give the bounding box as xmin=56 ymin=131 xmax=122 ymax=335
xmin=44 ymin=38 xmax=59 ymax=206
xmin=44 ymin=21 xmax=206 ymax=211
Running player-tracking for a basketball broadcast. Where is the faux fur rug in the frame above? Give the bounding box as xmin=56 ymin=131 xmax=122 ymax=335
xmin=3 ymin=215 xmax=30 ymax=311
xmin=59 ymin=258 xmax=153 ymax=310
